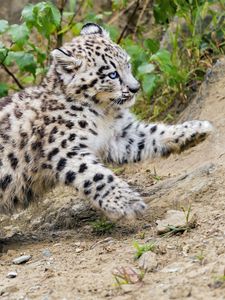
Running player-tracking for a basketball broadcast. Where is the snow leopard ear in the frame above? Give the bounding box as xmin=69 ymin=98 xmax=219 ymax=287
xmin=51 ymin=48 xmax=82 ymax=71
xmin=80 ymin=23 xmax=109 ymax=39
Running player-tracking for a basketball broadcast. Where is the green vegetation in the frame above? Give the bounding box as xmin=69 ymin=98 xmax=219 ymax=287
xmin=217 ymin=275 xmax=225 ymax=282
xmin=159 ymin=205 xmax=196 ymax=237
xmin=0 ymin=0 xmax=225 ymax=121
xmin=195 ymin=250 xmax=205 ymax=264
xmin=91 ymin=218 xmax=115 ymax=234
xmin=211 ymin=273 xmax=225 ymax=289
xmin=181 ymin=204 xmax=192 ymax=225
xmin=112 ymin=266 xmax=145 ymax=286
xmin=146 ymin=166 xmax=162 ymax=181
xmin=133 ymin=240 xmax=155 ymax=259
xmin=162 ymin=224 xmax=191 ymax=236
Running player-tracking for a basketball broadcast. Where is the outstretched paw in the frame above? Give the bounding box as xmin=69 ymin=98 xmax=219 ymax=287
xmin=179 ymin=120 xmax=213 ymax=151
xmin=93 ymin=185 xmax=146 ymax=221
xmin=161 ymin=120 xmax=214 ymax=156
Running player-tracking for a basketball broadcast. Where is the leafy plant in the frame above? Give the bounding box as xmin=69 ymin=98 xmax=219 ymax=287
xmin=0 ymin=2 xmax=61 ymax=95
xmin=22 ymin=2 xmax=61 ymax=38
xmin=133 ymin=240 xmax=155 ymax=260
xmin=195 ymin=250 xmax=205 ymax=264
xmin=112 ymin=266 xmax=145 ymax=286
xmin=162 ymin=224 xmax=190 ymax=236
xmin=181 ymin=204 xmax=192 ymax=225
xmin=0 ymin=83 xmax=8 ymax=97
xmin=210 ymin=271 xmax=225 ymax=289
xmin=91 ymin=218 xmax=115 ymax=235
xmin=146 ymin=166 xmax=162 ymax=181
xmin=0 ymin=0 xmax=225 ymax=121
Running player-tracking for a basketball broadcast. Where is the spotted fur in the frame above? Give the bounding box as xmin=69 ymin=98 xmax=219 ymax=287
xmin=0 ymin=23 xmax=213 ymax=220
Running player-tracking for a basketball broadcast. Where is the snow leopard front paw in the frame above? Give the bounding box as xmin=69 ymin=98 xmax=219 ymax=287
xmin=93 ymin=184 xmax=146 ymax=220
xmin=159 ymin=120 xmax=214 ymax=156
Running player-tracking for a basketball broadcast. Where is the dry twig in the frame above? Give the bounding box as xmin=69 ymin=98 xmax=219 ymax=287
xmin=117 ymin=0 xmax=140 ymax=44
xmin=56 ymin=0 xmax=68 ymax=47
xmin=0 ymin=48 xmax=24 ymax=90
xmin=108 ymin=0 xmax=137 ymax=25
xmin=133 ymin=0 xmax=151 ymax=35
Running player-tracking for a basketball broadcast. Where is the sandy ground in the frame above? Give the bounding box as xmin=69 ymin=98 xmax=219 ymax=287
xmin=1 ymin=59 xmax=225 ymax=300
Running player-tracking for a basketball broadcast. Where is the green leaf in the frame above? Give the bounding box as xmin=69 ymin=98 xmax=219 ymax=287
xmin=8 ymin=23 xmax=29 ymax=46
xmin=0 ymin=47 xmax=7 ymax=62
xmin=84 ymin=12 xmax=103 ymax=23
xmin=200 ymin=1 xmax=209 ymax=19
xmin=142 ymin=74 xmax=159 ymax=98
xmin=144 ymin=39 xmax=160 ymax=54
xmin=153 ymin=0 xmax=177 ymax=24
xmin=133 ymin=241 xmax=155 ymax=260
xmin=50 ymin=3 xmax=61 ymax=26
xmin=36 ymin=66 xmax=48 ymax=77
xmin=22 ymin=4 xmax=35 ymax=25
xmin=71 ymin=22 xmax=83 ymax=36
xmin=138 ymin=63 xmax=155 ymax=76
xmin=0 ymin=83 xmax=8 ymax=97
xmin=150 ymin=48 xmax=186 ymax=85
xmin=28 ymin=43 xmax=47 ymax=65
xmin=6 ymin=51 xmax=37 ymax=75
xmin=112 ymin=0 xmax=128 ymax=10
xmin=21 ymin=75 xmax=34 ymax=84
xmin=0 ymin=20 xmax=9 ymax=34
xmin=150 ymin=49 xmax=172 ymax=66
xmin=104 ymin=24 xmax=119 ymax=41
xmin=22 ymin=2 xmax=61 ymax=38
xmin=122 ymin=40 xmax=148 ymax=74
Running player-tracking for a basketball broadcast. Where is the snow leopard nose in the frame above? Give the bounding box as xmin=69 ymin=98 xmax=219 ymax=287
xmin=129 ymin=83 xmax=140 ymax=94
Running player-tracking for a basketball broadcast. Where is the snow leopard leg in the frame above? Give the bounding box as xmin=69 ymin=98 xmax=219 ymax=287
xmin=107 ymin=119 xmax=213 ymax=163
xmin=44 ymin=148 xmax=146 ymax=220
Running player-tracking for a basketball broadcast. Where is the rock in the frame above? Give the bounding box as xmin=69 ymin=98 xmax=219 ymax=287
xmin=74 ymin=242 xmax=81 ymax=247
xmin=6 ymin=271 xmax=17 ymax=278
xmin=42 ymin=249 xmax=52 ymax=257
xmin=138 ymin=252 xmax=158 ymax=272
xmin=13 ymin=254 xmax=31 ymax=264
xmin=156 ymin=210 xmax=197 ymax=234
xmin=75 ymin=248 xmax=83 ymax=253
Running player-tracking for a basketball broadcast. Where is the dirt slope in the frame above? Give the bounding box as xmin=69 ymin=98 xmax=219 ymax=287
xmin=1 ymin=59 xmax=225 ymax=300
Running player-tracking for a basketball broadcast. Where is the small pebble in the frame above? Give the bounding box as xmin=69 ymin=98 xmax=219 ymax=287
xmin=74 ymin=242 xmax=81 ymax=247
xmin=6 ymin=271 xmax=17 ymax=278
xmin=42 ymin=249 xmax=52 ymax=257
xmin=13 ymin=255 xmax=31 ymax=265
xmin=75 ymin=248 xmax=83 ymax=253
xmin=156 ymin=210 xmax=197 ymax=234
xmin=138 ymin=252 xmax=158 ymax=271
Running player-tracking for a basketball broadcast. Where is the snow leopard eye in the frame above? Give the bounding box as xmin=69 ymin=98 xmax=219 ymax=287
xmin=108 ymin=71 xmax=119 ymax=79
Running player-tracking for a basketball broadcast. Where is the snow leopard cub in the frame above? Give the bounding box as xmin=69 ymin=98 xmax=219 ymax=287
xmin=0 ymin=23 xmax=212 ymax=220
